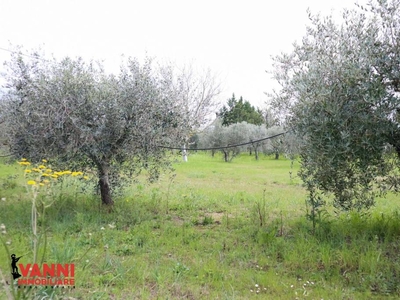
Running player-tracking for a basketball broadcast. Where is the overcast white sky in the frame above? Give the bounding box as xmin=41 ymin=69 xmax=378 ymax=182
xmin=0 ymin=0 xmax=367 ymax=107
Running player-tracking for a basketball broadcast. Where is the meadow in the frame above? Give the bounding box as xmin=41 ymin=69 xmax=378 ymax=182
xmin=1 ymin=152 xmax=400 ymax=299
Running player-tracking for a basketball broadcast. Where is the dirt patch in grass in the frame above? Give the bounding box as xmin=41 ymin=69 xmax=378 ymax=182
xmin=195 ymin=212 xmax=235 ymax=225
xmin=171 ymin=215 xmax=184 ymax=226
xmin=206 ymin=212 xmax=231 ymax=223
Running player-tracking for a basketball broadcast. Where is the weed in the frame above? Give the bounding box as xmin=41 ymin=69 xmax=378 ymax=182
xmin=253 ymin=189 xmax=269 ymax=227
xmin=1 ymin=175 xmax=18 ymax=190
xmin=173 ymin=262 xmax=190 ymax=275
xmin=1 ymin=153 xmax=399 ymax=299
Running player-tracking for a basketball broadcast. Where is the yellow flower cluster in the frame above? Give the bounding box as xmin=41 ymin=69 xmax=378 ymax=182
xmin=18 ymin=158 xmax=90 ymax=186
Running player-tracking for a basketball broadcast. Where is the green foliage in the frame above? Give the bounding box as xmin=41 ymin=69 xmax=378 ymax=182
xmin=199 ymin=119 xmax=295 ymax=162
xmin=198 ymin=119 xmax=248 ymax=162
xmin=1 ymin=51 xmax=187 ymax=205
xmin=217 ymin=94 xmax=264 ymax=126
xmin=270 ymin=0 xmax=400 ymax=210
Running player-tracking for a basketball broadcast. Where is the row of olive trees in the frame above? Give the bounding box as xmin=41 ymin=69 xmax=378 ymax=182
xmin=198 ymin=119 xmax=299 ymax=162
xmin=0 ymin=50 xmax=220 ymax=205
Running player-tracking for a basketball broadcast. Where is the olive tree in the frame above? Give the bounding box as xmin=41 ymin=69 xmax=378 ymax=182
xmin=198 ymin=119 xmax=243 ymax=162
xmin=270 ymin=0 xmax=400 ymax=211
xmin=261 ymin=126 xmax=285 ymax=160
xmin=2 ymin=52 xmax=187 ymax=205
xmin=198 ymin=119 xmax=244 ymax=162
xmin=221 ymin=122 xmax=251 ymax=162
xmin=247 ymin=123 xmax=268 ymax=160
xmin=199 ymin=120 xmax=273 ymax=162
xmin=198 ymin=119 xmax=222 ymax=157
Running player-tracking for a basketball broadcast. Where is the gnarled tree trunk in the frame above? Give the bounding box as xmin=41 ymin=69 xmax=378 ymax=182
xmin=98 ymin=161 xmax=114 ymax=206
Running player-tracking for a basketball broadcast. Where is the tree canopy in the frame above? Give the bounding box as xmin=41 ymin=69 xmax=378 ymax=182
xmin=270 ymin=0 xmax=400 ymax=210
xmin=217 ymin=94 xmax=264 ymax=126
xmin=1 ymin=52 xmax=191 ymax=205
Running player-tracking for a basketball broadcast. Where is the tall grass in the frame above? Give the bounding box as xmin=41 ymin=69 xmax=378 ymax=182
xmin=1 ymin=153 xmax=400 ymax=299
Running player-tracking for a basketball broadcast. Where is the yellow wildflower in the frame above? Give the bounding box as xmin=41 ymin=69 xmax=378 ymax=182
xmin=25 ymin=169 xmax=32 ymax=173
xmin=38 ymin=165 xmax=46 ymax=169
xmin=39 ymin=183 xmax=45 ymax=186
xmin=21 ymin=158 xmax=27 ymax=161
xmin=41 ymin=173 xmax=50 ymax=177
xmin=72 ymin=171 xmax=83 ymax=177
xmin=45 ymin=169 xmax=52 ymax=173
xmin=27 ymin=180 xmax=36 ymax=185
xmin=32 ymin=168 xmax=41 ymax=172
xmin=51 ymin=175 xmax=58 ymax=179
xmin=63 ymin=171 xmax=72 ymax=175
xmin=42 ymin=159 xmax=47 ymax=163
xmin=83 ymin=176 xmax=89 ymax=180
xmin=43 ymin=179 xmax=50 ymax=184
xmin=54 ymin=171 xmax=64 ymax=176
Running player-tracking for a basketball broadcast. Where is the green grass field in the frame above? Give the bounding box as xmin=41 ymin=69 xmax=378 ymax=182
xmin=1 ymin=153 xmax=400 ymax=299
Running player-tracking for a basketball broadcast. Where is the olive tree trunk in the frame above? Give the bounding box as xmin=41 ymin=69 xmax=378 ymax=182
xmin=98 ymin=161 xmax=114 ymax=206
xmin=223 ymin=150 xmax=229 ymax=162
xmin=255 ymin=148 xmax=259 ymax=161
